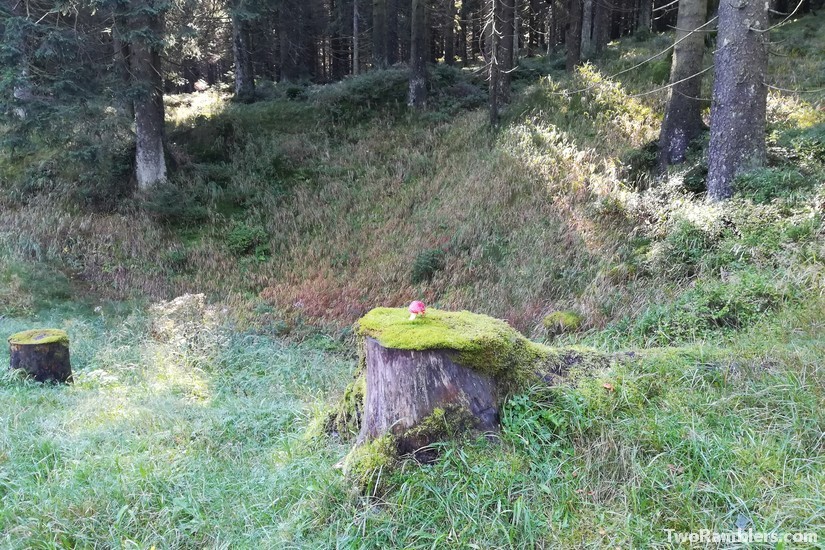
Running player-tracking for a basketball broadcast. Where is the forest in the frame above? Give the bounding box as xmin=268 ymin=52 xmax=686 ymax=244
xmin=0 ymin=0 xmax=824 ymax=547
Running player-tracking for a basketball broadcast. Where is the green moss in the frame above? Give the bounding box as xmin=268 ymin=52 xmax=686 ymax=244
xmin=8 ymin=329 xmax=69 ymax=346
xmin=343 ymin=435 xmax=398 ymax=488
xmin=543 ymin=311 xmax=585 ymax=336
xmin=326 ymin=373 xmax=366 ymax=439
xmin=357 ymin=307 xmax=551 ymax=379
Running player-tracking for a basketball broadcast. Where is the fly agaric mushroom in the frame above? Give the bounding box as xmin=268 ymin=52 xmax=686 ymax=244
xmin=408 ymin=301 xmax=426 ymax=320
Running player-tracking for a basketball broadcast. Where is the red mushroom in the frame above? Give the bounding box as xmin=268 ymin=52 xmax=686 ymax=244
xmin=408 ymin=300 xmax=426 ymax=320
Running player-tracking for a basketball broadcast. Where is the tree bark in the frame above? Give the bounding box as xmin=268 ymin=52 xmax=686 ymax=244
xmin=8 ymin=330 xmax=72 ymax=384
xmin=9 ymin=3 xmax=32 ymax=120
xmin=130 ymin=0 xmax=167 ymax=191
xmin=353 ymin=0 xmax=361 ymax=75
xmin=706 ymin=0 xmax=768 ymax=201
xmin=387 ymin=0 xmax=399 ymax=64
xmin=657 ymin=0 xmax=708 ymax=169
xmin=581 ymin=0 xmax=594 ymax=57
xmin=592 ymin=0 xmax=611 ymax=53
xmin=513 ymin=0 xmax=520 ymax=65
xmin=409 ymin=0 xmax=428 ymax=108
xmin=566 ymin=0 xmax=583 ymax=71
xmin=638 ymin=0 xmax=652 ymax=32
xmin=373 ymin=0 xmax=388 ymax=68
xmin=357 ymin=337 xmax=499 ymax=454
xmin=489 ymin=0 xmax=514 ymax=125
xmin=232 ymin=1 xmax=256 ymax=101
xmin=444 ymin=0 xmax=456 ymax=65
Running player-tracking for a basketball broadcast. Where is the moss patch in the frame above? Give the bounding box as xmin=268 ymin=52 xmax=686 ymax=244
xmin=543 ymin=310 xmax=585 ymax=337
xmin=326 ymin=373 xmax=366 ymax=440
xmin=357 ymin=307 xmax=552 ymax=379
xmin=8 ymin=329 xmax=69 ymax=346
xmin=343 ymin=434 xmax=398 ymax=490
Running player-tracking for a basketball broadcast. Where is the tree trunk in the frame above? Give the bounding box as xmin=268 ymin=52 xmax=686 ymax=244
xmin=657 ymin=0 xmax=708 ymax=169
xmin=357 ymin=337 xmax=500 ymax=454
xmin=706 ymin=0 xmax=768 ymax=201
xmin=459 ymin=0 xmax=470 ymax=65
xmin=387 ymin=0 xmax=399 ymax=64
xmin=9 ymin=4 xmax=32 ymax=120
xmin=592 ymin=0 xmax=610 ymax=53
xmin=444 ymin=0 xmax=456 ymax=65
xmin=638 ymin=0 xmax=652 ymax=32
xmin=353 ymin=0 xmax=361 ymax=75
xmin=513 ymin=0 xmax=520 ymax=65
xmin=408 ymin=0 xmax=428 ymax=108
xmin=373 ymin=0 xmax=388 ymax=68
xmin=566 ymin=0 xmax=583 ymax=71
xmin=581 ymin=0 xmax=593 ymax=57
xmin=130 ymin=0 xmax=167 ymax=191
xmin=489 ymin=0 xmax=500 ymax=125
xmin=232 ymin=2 xmax=256 ymax=101
xmin=489 ymin=0 xmax=514 ymax=125
xmin=8 ymin=330 xmax=72 ymax=384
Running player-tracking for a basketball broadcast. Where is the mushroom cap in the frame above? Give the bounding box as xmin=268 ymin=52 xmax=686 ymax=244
xmin=408 ymin=300 xmax=427 ymax=314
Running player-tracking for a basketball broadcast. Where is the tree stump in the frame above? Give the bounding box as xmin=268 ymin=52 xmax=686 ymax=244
xmin=332 ymin=307 xmax=609 ymax=485
xmin=358 ymin=336 xmax=500 ymax=455
xmin=8 ymin=329 xmax=72 ymax=383
xmin=337 ymin=307 xmax=562 ymax=480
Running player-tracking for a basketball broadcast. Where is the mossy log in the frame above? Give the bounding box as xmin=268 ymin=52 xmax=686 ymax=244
xmin=8 ymin=329 xmax=72 ymax=383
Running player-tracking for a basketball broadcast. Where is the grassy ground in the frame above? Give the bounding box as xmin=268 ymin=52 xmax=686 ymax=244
xmin=0 ymin=13 xmax=823 ymax=549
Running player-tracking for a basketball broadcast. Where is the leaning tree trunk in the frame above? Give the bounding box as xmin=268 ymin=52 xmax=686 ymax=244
xmin=387 ymin=0 xmax=399 ymax=64
xmin=706 ymin=0 xmax=768 ymax=201
xmin=232 ymin=2 xmax=256 ymax=102
xmin=657 ymin=0 xmax=708 ymax=170
xmin=8 ymin=329 xmax=72 ymax=383
xmin=130 ymin=0 xmax=167 ymax=191
xmin=408 ymin=0 xmax=428 ymax=108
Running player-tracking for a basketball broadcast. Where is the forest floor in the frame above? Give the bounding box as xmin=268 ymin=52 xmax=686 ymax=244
xmin=0 ymin=13 xmax=824 ymax=549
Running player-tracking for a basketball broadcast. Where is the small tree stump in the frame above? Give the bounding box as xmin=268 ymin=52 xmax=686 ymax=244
xmin=8 ymin=329 xmax=72 ymax=383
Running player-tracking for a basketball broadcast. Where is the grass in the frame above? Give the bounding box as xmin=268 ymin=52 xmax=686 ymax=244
xmin=0 ymin=291 xmax=355 ymax=548
xmin=2 ymin=292 xmax=820 ymax=547
xmin=0 ymin=12 xmax=823 ymax=549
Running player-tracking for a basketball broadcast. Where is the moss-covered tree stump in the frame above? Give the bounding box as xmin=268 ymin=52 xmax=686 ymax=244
xmin=338 ymin=307 xmax=594 ymax=481
xmin=8 ymin=329 xmax=72 ymax=383
xmin=359 ymin=335 xmax=500 ymax=454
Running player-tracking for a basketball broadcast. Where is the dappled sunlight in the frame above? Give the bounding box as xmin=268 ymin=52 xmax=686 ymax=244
xmin=0 ymin=296 xmax=356 ymax=546
xmin=572 ymin=64 xmax=659 ymax=146
xmin=165 ymin=90 xmax=231 ymax=128
xmin=767 ymin=92 xmax=825 ymax=130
